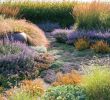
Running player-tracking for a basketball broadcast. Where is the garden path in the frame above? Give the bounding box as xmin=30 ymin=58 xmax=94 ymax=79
xmin=40 ymin=31 xmax=110 ymax=84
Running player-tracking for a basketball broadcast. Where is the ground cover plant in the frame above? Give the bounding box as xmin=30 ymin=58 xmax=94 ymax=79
xmin=0 ymin=1 xmax=74 ymax=27
xmin=43 ymin=85 xmax=87 ymax=100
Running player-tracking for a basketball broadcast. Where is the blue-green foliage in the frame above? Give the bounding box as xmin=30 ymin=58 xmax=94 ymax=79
xmin=43 ymin=85 xmax=87 ymax=100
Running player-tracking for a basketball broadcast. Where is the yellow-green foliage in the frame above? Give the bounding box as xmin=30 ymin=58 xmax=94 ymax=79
xmin=91 ymin=40 xmax=110 ymax=53
xmin=74 ymin=38 xmax=89 ymax=51
xmin=73 ymin=1 xmax=110 ymax=29
xmin=82 ymin=67 xmax=110 ymax=100
xmin=52 ymin=70 xmax=81 ymax=86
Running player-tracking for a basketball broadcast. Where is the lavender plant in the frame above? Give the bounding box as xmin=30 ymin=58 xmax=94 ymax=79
xmin=0 ymin=41 xmax=37 ymax=88
xmin=52 ymin=29 xmax=110 ymax=45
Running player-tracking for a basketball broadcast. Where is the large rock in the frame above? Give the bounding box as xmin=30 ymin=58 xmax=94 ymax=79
xmin=0 ymin=32 xmax=28 ymax=44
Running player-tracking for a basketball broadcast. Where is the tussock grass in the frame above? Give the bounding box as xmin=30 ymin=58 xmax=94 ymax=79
xmin=0 ymin=16 xmax=49 ymax=47
xmin=73 ymin=1 xmax=110 ymax=30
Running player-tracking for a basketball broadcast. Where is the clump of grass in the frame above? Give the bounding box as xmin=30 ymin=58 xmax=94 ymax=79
xmin=0 ymin=16 xmax=49 ymax=47
xmin=0 ymin=5 xmax=20 ymax=18
xmin=91 ymin=40 xmax=110 ymax=54
xmin=74 ymin=38 xmax=89 ymax=51
xmin=82 ymin=67 xmax=110 ymax=100
xmin=73 ymin=1 xmax=110 ymax=30
xmin=52 ymin=70 xmax=81 ymax=86
xmin=6 ymin=79 xmax=45 ymax=100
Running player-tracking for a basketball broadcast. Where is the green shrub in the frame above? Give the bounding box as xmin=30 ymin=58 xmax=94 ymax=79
xmin=0 ymin=2 xmax=74 ymax=27
xmin=82 ymin=67 xmax=110 ymax=100
xmin=55 ymin=32 xmax=67 ymax=43
xmin=74 ymin=38 xmax=89 ymax=51
xmin=43 ymin=85 xmax=87 ymax=100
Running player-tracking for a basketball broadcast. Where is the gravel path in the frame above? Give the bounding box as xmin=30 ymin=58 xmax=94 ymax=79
xmin=40 ymin=32 xmax=110 ymax=83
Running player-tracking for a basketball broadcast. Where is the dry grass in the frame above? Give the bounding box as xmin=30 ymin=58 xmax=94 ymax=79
xmin=73 ymin=1 xmax=110 ymax=29
xmin=6 ymin=79 xmax=45 ymax=97
xmin=74 ymin=38 xmax=90 ymax=51
xmin=52 ymin=70 xmax=82 ymax=86
xmin=0 ymin=17 xmax=49 ymax=47
xmin=0 ymin=5 xmax=20 ymax=17
xmin=91 ymin=40 xmax=110 ymax=53
xmin=0 ymin=94 xmax=4 ymax=100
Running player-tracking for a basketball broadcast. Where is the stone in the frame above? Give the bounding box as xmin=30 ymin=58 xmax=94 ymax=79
xmin=0 ymin=32 xmax=28 ymax=44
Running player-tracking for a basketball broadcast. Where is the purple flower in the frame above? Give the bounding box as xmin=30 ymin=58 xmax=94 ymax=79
xmin=52 ymin=29 xmax=110 ymax=44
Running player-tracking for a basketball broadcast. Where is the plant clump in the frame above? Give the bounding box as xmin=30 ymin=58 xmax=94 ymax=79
xmin=74 ymin=38 xmax=89 ymax=51
xmin=52 ymin=70 xmax=81 ymax=86
xmin=43 ymin=85 xmax=87 ymax=100
xmin=82 ymin=67 xmax=110 ymax=100
xmin=91 ymin=40 xmax=110 ymax=54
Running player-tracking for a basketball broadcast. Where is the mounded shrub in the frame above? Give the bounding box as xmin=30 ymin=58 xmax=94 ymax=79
xmin=82 ymin=67 xmax=110 ymax=100
xmin=52 ymin=29 xmax=73 ymax=43
xmin=52 ymin=29 xmax=72 ymax=43
xmin=35 ymin=53 xmax=54 ymax=70
xmin=43 ymin=85 xmax=87 ymax=100
xmin=0 ymin=16 xmax=49 ymax=47
xmin=91 ymin=40 xmax=110 ymax=54
xmin=0 ymin=41 xmax=37 ymax=88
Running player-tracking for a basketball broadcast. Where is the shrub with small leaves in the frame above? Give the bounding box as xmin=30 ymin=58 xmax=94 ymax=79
xmin=74 ymin=38 xmax=89 ymax=51
xmin=43 ymin=85 xmax=87 ymax=100
xmin=91 ymin=40 xmax=110 ymax=53
xmin=35 ymin=53 xmax=54 ymax=70
xmin=52 ymin=29 xmax=73 ymax=43
xmin=52 ymin=71 xmax=81 ymax=86
xmin=54 ymin=32 xmax=67 ymax=43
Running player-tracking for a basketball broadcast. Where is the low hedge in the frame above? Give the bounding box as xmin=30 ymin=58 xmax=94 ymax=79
xmin=0 ymin=2 xmax=75 ymax=27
